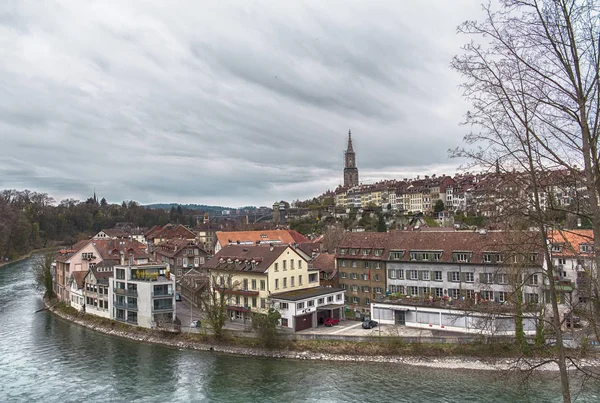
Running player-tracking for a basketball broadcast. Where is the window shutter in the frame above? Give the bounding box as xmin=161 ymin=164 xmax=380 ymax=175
xmin=460 ymin=272 xmax=466 ymax=282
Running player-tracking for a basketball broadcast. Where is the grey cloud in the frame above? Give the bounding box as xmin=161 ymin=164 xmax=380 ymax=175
xmin=0 ymin=0 xmax=486 ymax=206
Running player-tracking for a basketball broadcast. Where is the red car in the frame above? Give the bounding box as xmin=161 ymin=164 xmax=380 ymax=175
xmin=323 ymin=317 xmax=340 ymax=327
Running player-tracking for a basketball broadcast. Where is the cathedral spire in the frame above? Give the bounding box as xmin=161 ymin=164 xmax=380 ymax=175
xmin=347 ymin=129 xmax=354 ymax=152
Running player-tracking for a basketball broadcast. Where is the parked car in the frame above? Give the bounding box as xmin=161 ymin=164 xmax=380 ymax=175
xmin=190 ymin=320 xmax=201 ymax=328
xmin=323 ymin=317 xmax=340 ymax=327
xmin=362 ymin=320 xmax=378 ymax=329
xmin=175 ymin=293 xmax=182 ymax=302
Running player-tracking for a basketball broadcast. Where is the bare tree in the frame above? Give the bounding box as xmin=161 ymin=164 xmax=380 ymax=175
xmin=451 ymin=1 xmax=600 ymax=400
xmin=34 ymin=250 xmax=56 ymax=300
xmin=204 ymin=263 xmax=240 ymax=339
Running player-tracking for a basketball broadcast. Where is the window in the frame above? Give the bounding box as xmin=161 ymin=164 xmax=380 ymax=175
xmin=557 ymin=258 xmax=566 ymax=266
xmin=362 ymin=286 xmax=370 ymax=293
xmin=373 ymin=249 xmax=383 ymax=256
xmin=528 ymin=274 xmax=539 ymax=286
xmin=336 ymin=294 xmax=343 ymax=301
xmin=283 ymin=260 xmax=287 ymax=270
xmin=409 ymin=270 xmax=418 ymax=280
xmin=308 ymin=300 xmax=314 ymax=307
xmin=275 ymin=279 xmax=279 ymax=289
xmin=340 ymin=260 xmax=346 ymax=267
xmin=409 ymin=286 xmax=418 ymax=296
xmin=450 ymin=272 xmax=460 ymax=282
xmin=389 ymin=269 xmax=396 ymax=279
xmin=480 ymin=290 xmax=493 ymax=301
xmin=318 ymin=298 xmax=325 ymax=304
xmin=177 ymin=258 xmax=182 ymax=266
xmin=261 ymin=298 xmax=266 ymax=309
xmin=290 ymin=276 xmax=295 ymax=287
xmin=580 ymin=244 xmax=592 ymax=253
xmin=465 ymin=272 xmax=474 ymax=283
xmin=374 ymin=287 xmax=383 ymax=294
xmin=351 ymin=248 xmax=359 ymax=255
xmin=280 ymin=302 xmax=288 ymax=309
xmin=483 ymin=254 xmax=492 ymax=263
xmin=283 ymin=278 xmax=287 ymax=288
xmin=449 ymin=289 xmax=460 ymax=298
xmin=434 ymin=287 xmax=443 ymax=298
xmin=525 ymin=293 xmax=539 ymax=304
xmin=551 ymin=244 xmax=562 ymax=252
xmin=497 ymin=273 xmax=508 ymax=284
xmin=299 ymin=275 xmax=304 ymax=285
xmin=364 ymin=262 xmax=370 ymax=269
xmin=482 ymin=273 xmax=493 ymax=284
xmin=374 ymin=274 xmax=380 ymax=282
xmin=362 ymin=249 xmax=370 ymax=256
xmin=299 ymin=260 xmax=302 ymax=269
xmin=260 ymin=280 xmax=265 ymax=291
xmin=455 ymin=253 xmax=469 ymax=262
xmin=421 ymin=271 xmax=430 ymax=281
xmin=291 ymin=260 xmax=295 ymax=270
xmin=351 ymin=273 xmax=358 ymax=280
xmin=252 ymin=297 xmax=257 ymax=307
xmin=341 ymin=272 xmax=347 ymax=279
xmin=351 ymin=285 xmax=359 ymax=292
xmin=274 ymin=263 xmax=279 ymax=272
xmin=389 ymin=251 xmax=404 ymax=260
xmin=352 ymin=297 xmax=360 ymax=304
xmin=466 ymin=289 xmax=475 ymax=299
xmin=327 ymin=296 xmax=333 ymax=302
xmin=250 ymin=279 xmax=256 ymax=290
xmin=498 ymin=291 xmax=507 ymax=302
xmin=243 ymin=279 xmax=248 ymax=290
xmin=296 ymin=302 xmax=305 ymax=309
xmin=340 ymin=249 xmax=348 ymax=255
xmin=352 ymin=261 xmax=358 ymax=268
xmin=434 ymin=271 xmax=443 ymax=281
xmin=396 ymin=269 xmax=404 ymax=279
xmin=365 ymin=298 xmax=370 ymax=305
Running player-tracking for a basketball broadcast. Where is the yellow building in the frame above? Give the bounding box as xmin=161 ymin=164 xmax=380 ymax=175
xmin=203 ymin=244 xmax=320 ymax=322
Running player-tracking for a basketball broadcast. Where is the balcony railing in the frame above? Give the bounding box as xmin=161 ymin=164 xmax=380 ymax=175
xmin=115 ymin=317 xmax=138 ymax=325
xmin=114 ymin=301 xmax=138 ymax=311
xmin=115 ymin=288 xmax=138 ymax=297
xmin=152 ymin=291 xmax=174 ymax=298
xmin=152 ymin=305 xmax=174 ymax=312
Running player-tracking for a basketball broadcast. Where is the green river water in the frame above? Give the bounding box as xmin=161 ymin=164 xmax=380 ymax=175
xmin=1 ymin=256 xmax=599 ymax=402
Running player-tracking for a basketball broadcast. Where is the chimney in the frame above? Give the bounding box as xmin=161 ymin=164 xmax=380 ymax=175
xmin=119 ymin=251 xmax=124 ymax=265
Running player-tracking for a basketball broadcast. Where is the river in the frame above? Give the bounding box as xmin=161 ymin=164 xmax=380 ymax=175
xmin=0 ymin=256 xmax=599 ymax=402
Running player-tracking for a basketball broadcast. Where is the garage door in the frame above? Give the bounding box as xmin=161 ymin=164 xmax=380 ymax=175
xmin=294 ymin=312 xmax=314 ymax=332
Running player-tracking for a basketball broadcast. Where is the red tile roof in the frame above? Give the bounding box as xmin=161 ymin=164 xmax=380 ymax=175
xmin=204 ymin=244 xmax=294 ymax=273
xmin=215 ymin=230 xmax=309 ymax=248
xmin=547 ymin=229 xmax=594 ymax=257
xmin=312 ymin=253 xmax=336 ymax=273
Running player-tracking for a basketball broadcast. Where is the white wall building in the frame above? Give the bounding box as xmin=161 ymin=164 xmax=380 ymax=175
xmin=108 ymin=263 xmax=178 ymax=332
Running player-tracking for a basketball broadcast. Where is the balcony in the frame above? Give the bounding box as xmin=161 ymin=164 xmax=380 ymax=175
xmin=115 ymin=288 xmax=138 ymax=297
xmin=115 ymin=317 xmax=138 ymax=325
xmin=152 ymin=291 xmax=174 ymax=298
xmin=152 ymin=305 xmax=174 ymax=313
xmin=114 ymin=301 xmax=138 ymax=311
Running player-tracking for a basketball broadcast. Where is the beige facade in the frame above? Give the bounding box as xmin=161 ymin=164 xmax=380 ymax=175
xmin=268 ymin=247 xmax=319 ymax=294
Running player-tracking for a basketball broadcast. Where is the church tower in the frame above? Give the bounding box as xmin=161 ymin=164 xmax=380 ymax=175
xmin=343 ymin=130 xmax=359 ymax=188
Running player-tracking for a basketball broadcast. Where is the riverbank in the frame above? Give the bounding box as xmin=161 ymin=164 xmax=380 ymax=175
xmin=46 ymin=301 xmax=600 ymax=372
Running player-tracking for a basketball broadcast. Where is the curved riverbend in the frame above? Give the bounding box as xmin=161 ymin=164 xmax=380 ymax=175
xmin=2 ymin=256 xmax=600 ymax=402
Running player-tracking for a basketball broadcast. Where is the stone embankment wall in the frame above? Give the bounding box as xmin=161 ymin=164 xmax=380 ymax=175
xmin=46 ymin=303 xmax=599 ymax=371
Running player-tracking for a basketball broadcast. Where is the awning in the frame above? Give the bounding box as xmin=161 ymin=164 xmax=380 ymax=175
xmin=386 ymin=306 xmax=410 ymax=311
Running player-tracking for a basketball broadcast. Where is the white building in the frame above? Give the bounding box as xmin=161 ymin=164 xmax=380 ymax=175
xmin=270 ymin=287 xmax=345 ymax=332
xmin=108 ymin=263 xmax=178 ymax=332
xmin=371 ymin=302 xmax=539 ymax=336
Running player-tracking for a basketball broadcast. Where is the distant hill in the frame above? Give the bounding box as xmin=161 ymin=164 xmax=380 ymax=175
xmin=145 ymin=203 xmax=234 ymax=212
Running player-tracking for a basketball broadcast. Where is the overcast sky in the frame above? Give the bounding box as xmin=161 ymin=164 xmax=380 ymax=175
xmin=0 ymin=1 xmax=487 ymax=207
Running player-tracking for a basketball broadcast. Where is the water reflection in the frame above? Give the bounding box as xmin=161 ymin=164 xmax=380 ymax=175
xmin=1 ymin=257 xmax=600 ymax=403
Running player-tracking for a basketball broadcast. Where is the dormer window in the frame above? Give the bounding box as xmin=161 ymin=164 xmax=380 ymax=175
xmin=350 ymin=248 xmax=359 ymax=255
xmin=453 ymin=252 xmax=471 ymax=263
xmin=551 ymin=244 xmax=562 ymax=253
xmin=340 ymin=248 xmax=348 ymax=255
xmin=389 ymin=251 xmax=404 ymax=260
xmin=362 ymin=249 xmax=371 ymax=256
xmin=373 ymin=249 xmax=383 ymax=256
xmin=580 ymin=244 xmax=592 ymax=253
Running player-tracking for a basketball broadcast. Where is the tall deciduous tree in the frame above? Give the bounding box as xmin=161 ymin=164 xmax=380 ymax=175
xmin=452 ymin=1 xmax=600 ymax=400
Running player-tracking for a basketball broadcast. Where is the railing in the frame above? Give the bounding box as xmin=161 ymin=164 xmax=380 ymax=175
xmin=115 ymin=288 xmax=138 ymax=297
xmin=113 ymin=301 xmax=138 ymax=311
xmin=151 ymin=322 xmax=181 ymax=333
xmin=152 ymin=291 xmax=174 ymax=298
xmin=152 ymin=305 xmax=174 ymax=312
xmin=115 ymin=317 xmax=138 ymax=325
